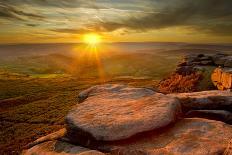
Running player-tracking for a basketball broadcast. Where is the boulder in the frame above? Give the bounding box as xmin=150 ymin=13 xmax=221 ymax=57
xmin=99 ymin=118 xmax=232 ymax=155
xmin=211 ymin=67 xmax=232 ymax=90
xmin=168 ymin=90 xmax=232 ymax=112
xmin=224 ymin=139 xmax=232 ymax=155
xmin=66 ymin=84 xmax=181 ymax=143
xmin=22 ymin=140 xmax=105 ymax=155
xmin=185 ymin=110 xmax=232 ymax=124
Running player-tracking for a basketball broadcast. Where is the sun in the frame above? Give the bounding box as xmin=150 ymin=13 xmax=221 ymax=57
xmin=83 ymin=33 xmax=101 ymax=45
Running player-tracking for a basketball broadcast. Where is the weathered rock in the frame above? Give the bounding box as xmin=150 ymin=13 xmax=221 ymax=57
xmin=225 ymin=58 xmax=232 ymax=67
xmin=185 ymin=110 xmax=232 ymax=124
xmin=66 ymin=84 xmax=181 ymax=142
xmin=211 ymin=67 xmax=232 ymax=90
xmin=214 ymin=57 xmax=227 ymax=66
xmin=200 ymin=60 xmax=213 ymax=66
xmin=22 ymin=140 xmax=105 ymax=155
xmin=25 ymin=128 xmax=67 ymax=149
xmin=168 ymin=90 xmax=232 ymax=112
xmin=99 ymin=118 xmax=232 ymax=155
xmin=224 ymin=139 xmax=232 ymax=155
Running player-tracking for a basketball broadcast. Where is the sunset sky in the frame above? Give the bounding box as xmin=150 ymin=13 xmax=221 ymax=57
xmin=0 ymin=0 xmax=232 ymax=44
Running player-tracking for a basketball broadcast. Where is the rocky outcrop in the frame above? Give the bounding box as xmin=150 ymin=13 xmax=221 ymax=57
xmin=212 ymin=67 xmax=232 ymax=90
xmin=168 ymin=90 xmax=232 ymax=112
xmin=213 ymin=54 xmax=232 ymax=67
xmin=185 ymin=110 xmax=232 ymax=124
xmin=66 ymin=84 xmax=181 ymax=142
xmin=159 ymin=53 xmax=232 ymax=93
xmin=23 ymin=85 xmax=232 ymax=155
xmin=100 ymin=118 xmax=232 ymax=155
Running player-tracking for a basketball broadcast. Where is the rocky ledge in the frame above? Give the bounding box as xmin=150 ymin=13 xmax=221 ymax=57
xmin=159 ymin=53 xmax=232 ymax=93
xmin=23 ymin=84 xmax=232 ymax=155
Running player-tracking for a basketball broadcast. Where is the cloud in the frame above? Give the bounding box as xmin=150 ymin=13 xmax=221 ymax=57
xmin=77 ymin=0 xmax=232 ymax=35
xmin=1 ymin=0 xmax=107 ymax=9
xmin=50 ymin=28 xmax=91 ymax=34
xmin=1 ymin=0 xmax=232 ymax=39
xmin=0 ymin=2 xmax=44 ymax=21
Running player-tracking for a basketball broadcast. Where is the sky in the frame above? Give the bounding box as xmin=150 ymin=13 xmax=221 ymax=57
xmin=0 ymin=0 xmax=232 ymax=44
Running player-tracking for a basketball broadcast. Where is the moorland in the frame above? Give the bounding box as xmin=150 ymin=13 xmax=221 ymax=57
xmin=0 ymin=42 xmax=232 ymax=154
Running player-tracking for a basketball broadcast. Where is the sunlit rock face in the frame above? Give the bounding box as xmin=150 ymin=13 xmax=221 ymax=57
xmin=212 ymin=67 xmax=232 ymax=90
xmin=22 ymin=140 xmax=105 ymax=155
xmin=66 ymin=84 xmax=181 ymax=142
xmin=100 ymin=118 xmax=232 ymax=155
xmin=168 ymin=90 xmax=232 ymax=112
xmin=159 ymin=53 xmax=232 ymax=93
xmin=23 ymin=85 xmax=232 ymax=155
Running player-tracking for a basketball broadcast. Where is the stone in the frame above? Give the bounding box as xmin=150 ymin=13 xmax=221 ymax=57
xmin=225 ymin=59 xmax=232 ymax=67
xmin=168 ymin=90 xmax=232 ymax=112
xmin=199 ymin=60 xmax=213 ymax=65
xmin=66 ymin=84 xmax=181 ymax=142
xmin=199 ymin=56 xmax=211 ymax=61
xmin=25 ymin=128 xmax=67 ymax=149
xmin=212 ymin=54 xmax=227 ymax=66
xmin=100 ymin=118 xmax=232 ymax=155
xmin=22 ymin=140 xmax=105 ymax=155
xmin=211 ymin=67 xmax=232 ymax=90
xmin=224 ymin=139 xmax=232 ymax=155
xmin=185 ymin=110 xmax=232 ymax=124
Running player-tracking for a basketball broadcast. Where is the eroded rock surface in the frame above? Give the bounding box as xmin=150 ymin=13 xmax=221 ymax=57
xmin=168 ymin=90 xmax=232 ymax=112
xmin=22 ymin=140 xmax=105 ymax=155
xmin=211 ymin=67 xmax=232 ymax=90
xmin=185 ymin=110 xmax=232 ymax=124
xmin=66 ymin=84 xmax=181 ymax=142
xmin=23 ymin=85 xmax=232 ymax=155
xmin=99 ymin=118 xmax=232 ymax=155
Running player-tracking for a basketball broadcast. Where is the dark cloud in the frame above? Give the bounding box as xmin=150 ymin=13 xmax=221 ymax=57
xmin=50 ymin=28 xmax=91 ymax=34
xmin=1 ymin=0 xmax=232 ymax=37
xmin=0 ymin=2 xmax=44 ymax=21
xmin=83 ymin=0 xmax=232 ymax=35
xmin=26 ymin=23 xmax=39 ymax=27
xmin=1 ymin=0 xmax=107 ymax=9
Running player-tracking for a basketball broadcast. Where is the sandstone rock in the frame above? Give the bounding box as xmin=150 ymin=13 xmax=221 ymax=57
xmin=211 ymin=67 xmax=232 ymax=90
xmin=22 ymin=140 xmax=105 ymax=155
xmin=100 ymin=118 xmax=232 ymax=155
xmin=199 ymin=56 xmax=212 ymax=61
xmin=25 ymin=128 xmax=67 ymax=149
xmin=199 ymin=60 xmax=213 ymax=66
xmin=212 ymin=54 xmax=227 ymax=66
xmin=77 ymin=84 xmax=155 ymax=103
xmin=224 ymin=139 xmax=232 ymax=155
xmin=168 ymin=90 xmax=232 ymax=112
xmin=66 ymin=84 xmax=181 ymax=142
xmin=185 ymin=110 xmax=232 ymax=124
xmin=224 ymin=58 xmax=232 ymax=67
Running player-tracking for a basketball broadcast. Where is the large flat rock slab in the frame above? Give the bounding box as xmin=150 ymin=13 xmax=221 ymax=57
xmin=168 ymin=90 xmax=232 ymax=112
xmin=22 ymin=140 xmax=105 ymax=155
xmin=100 ymin=118 xmax=232 ymax=155
xmin=66 ymin=84 xmax=181 ymax=142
